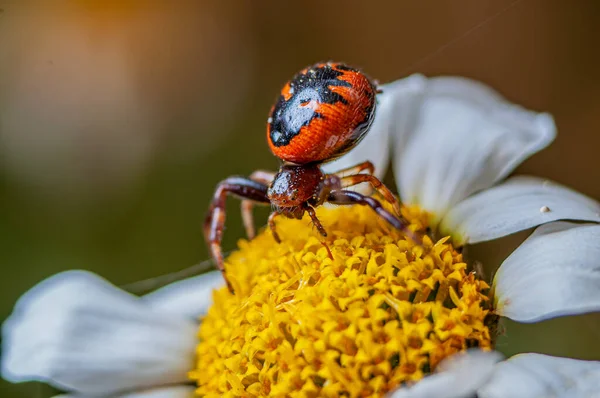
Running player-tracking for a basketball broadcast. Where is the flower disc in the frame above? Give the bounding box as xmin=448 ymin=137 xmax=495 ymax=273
xmin=192 ymin=204 xmax=492 ymax=397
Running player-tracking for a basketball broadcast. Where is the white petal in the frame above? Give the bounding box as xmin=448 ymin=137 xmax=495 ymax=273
xmin=389 ymin=350 xmax=503 ymax=398
xmin=494 ymin=222 xmax=600 ymax=322
xmin=478 ymin=353 xmax=600 ymax=398
xmin=440 ymin=176 xmax=600 ymax=245
xmin=55 ymin=385 xmax=196 ymax=398
xmin=1 ymin=271 xmax=198 ymax=395
xmin=142 ymin=271 xmax=224 ymax=319
xmin=393 ymin=76 xmax=555 ymax=220
xmin=321 ymin=74 xmax=427 ymax=193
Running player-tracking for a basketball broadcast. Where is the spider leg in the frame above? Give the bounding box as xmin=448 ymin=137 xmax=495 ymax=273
xmin=268 ymin=210 xmax=282 ymax=243
xmin=240 ymin=201 xmax=257 ymax=240
xmin=339 ymin=174 xmax=402 ymax=216
xmin=333 ymin=160 xmax=374 ymax=176
xmin=204 ymin=177 xmax=270 ymax=292
xmin=242 ymin=170 xmax=276 ymax=239
xmin=309 ymin=206 xmax=333 ymax=261
xmin=304 ymin=204 xmax=327 ymax=237
xmin=249 ymin=170 xmax=277 ymax=184
xmin=314 ymin=174 xmax=342 ymax=204
xmin=327 ymin=190 xmax=413 ymax=238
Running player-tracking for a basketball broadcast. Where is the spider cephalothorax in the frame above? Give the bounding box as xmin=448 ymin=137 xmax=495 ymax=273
xmin=204 ymin=62 xmax=409 ymax=292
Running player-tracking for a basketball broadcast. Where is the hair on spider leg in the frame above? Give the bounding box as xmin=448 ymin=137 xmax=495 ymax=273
xmin=320 ymin=240 xmax=334 ymax=261
xmin=306 ymin=216 xmax=325 ymax=234
xmin=305 ymin=218 xmax=317 ymax=231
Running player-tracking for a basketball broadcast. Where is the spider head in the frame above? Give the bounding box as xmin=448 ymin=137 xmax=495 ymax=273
xmin=267 ymin=163 xmax=323 ymax=208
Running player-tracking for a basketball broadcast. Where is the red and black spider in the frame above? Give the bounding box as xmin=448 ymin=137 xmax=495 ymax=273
xmin=204 ymin=62 xmax=409 ymax=292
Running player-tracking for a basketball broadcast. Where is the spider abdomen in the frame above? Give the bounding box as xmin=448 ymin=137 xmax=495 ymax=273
xmin=267 ymin=62 xmax=377 ymax=165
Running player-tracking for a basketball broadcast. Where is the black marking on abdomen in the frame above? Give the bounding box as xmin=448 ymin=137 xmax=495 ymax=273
xmin=269 ymin=64 xmax=352 ymax=147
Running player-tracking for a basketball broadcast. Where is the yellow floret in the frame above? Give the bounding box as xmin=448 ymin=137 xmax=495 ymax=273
xmin=191 ymin=203 xmax=492 ymax=397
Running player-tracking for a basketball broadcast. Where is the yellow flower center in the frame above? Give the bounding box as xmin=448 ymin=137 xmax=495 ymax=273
xmin=191 ymin=204 xmax=492 ymax=397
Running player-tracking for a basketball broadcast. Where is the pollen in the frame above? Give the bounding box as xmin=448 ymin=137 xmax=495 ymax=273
xmin=191 ymin=204 xmax=492 ymax=397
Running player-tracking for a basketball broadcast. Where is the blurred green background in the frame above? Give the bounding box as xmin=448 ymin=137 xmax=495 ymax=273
xmin=1 ymin=1 xmax=599 ymax=396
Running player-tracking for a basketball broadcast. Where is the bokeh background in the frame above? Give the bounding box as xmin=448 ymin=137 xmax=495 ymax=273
xmin=1 ymin=1 xmax=599 ymax=396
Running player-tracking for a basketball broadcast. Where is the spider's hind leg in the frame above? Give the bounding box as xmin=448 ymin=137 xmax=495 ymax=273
xmin=241 ymin=170 xmax=277 ymax=239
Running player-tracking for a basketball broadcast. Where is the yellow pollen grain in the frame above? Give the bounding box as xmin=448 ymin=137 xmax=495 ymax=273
xmin=191 ymin=203 xmax=492 ymax=397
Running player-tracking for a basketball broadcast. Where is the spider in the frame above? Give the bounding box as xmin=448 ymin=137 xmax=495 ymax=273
xmin=204 ymin=62 xmax=410 ymax=292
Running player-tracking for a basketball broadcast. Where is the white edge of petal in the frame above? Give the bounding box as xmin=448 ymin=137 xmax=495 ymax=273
xmin=478 ymin=353 xmax=600 ymax=398
xmin=440 ymin=176 xmax=600 ymax=246
xmin=389 ymin=350 xmax=503 ymax=398
xmin=394 ymin=75 xmax=556 ymax=219
xmin=493 ymin=221 xmax=600 ymax=322
xmin=427 ymin=77 xmax=557 ymax=158
xmin=142 ymin=270 xmax=224 ymax=319
xmin=2 ymin=270 xmax=197 ymax=395
xmin=53 ymin=385 xmax=196 ymax=398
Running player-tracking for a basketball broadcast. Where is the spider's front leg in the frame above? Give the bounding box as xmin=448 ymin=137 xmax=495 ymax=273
xmin=333 ymin=160 xmax=374 ymax=176
xmin=268 ymin=210 xmax=282 ymax=243
xmin=334 ymin=160 xmax=402 ymax=216
xmin=327 ymin=190 xmax=415 ymax=240
xmin=340 ymin=174 xmax=402 ymax=216
xmin=305 ymin=204 xmax=327 ymax=237
xmin=298 ymin=173 xmax=341 ymax=238
xmin=204 ymin=176 xmax=270 ymax=292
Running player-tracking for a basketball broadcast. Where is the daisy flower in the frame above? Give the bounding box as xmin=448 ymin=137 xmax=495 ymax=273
xmin=3 ymin=74 xmax=600 ymax=398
